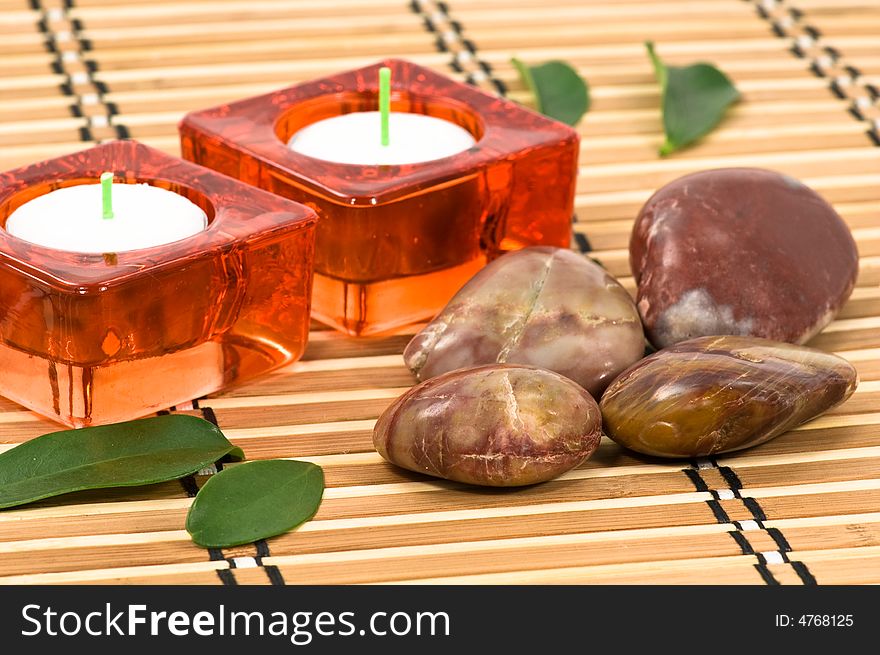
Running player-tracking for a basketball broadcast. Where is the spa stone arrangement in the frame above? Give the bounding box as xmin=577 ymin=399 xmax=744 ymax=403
xmin=0 ymin=59 xmax=863 ymax=545
xmin=377 ymin=165 xmax=859 ymax=484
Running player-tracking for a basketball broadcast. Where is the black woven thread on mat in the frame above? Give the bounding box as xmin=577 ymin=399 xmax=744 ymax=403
xmin=255 ymin=539 xmax=286 ymax=586
xmin=573 ymin=232 xmax=592 ymax=254
xmin=193 ymin=400 xmax=287 ymax=586
xmin=712 ymin=458 xmax=816 ymax=584
xmin=153 ymin=402 xmax=239 ymax=585
xmin=30 ymin=0 xmax=129 ymax=141
xmin=747 ymin=0 xmax=880 ymax=146
xmin=410 ymin=0 xmax=507 ymax=95
xmin=162 ymin=402 xmax=236 ymax=585
xmin=412 ymin=1 xmax=595 ymax=255
xmin=686 ymin=457 xmax=817 ymax=585
xmin=683 ymin=461 xmax=781 ymax=584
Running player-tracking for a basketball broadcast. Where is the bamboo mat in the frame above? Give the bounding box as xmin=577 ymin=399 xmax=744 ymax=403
xmin=1 ymin=0 xmax=880 ymax=585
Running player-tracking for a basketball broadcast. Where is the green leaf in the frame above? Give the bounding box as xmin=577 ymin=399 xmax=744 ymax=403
xmin=0 ymin=415 xmax=244 ymax=510
xmin=645 ymin=41 xmax=740 ymax=156
xmin=186 ymin=460 xmax=324 ymax=548
xmin=511 ymin=57 xmax=590 ymax=126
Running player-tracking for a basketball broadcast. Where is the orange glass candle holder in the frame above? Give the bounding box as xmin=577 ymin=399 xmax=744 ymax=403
xmin=0 ymin=140 xmax=317 ymax=427
xmin=179 ymin=59 xmax=579 ymax=335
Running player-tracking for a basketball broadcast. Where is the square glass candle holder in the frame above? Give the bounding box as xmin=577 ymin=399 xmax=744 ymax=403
xmin=0 ymin=141 xmax=317 ymax=427
xmin=180 ymin=59 xmax=579 ymax=335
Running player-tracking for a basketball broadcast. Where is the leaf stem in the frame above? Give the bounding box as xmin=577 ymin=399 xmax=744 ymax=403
xmin=511 ymin=57 xmax=542 ymax=114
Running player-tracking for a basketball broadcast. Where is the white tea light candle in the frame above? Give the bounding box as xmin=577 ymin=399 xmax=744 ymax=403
xmin=288 ymin=112 xmax=476 ymax=165
xmin=5 ymin=182 xmax=208 ymax=254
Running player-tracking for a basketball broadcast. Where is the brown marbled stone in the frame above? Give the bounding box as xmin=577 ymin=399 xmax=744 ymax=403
xmin=373 ymin=364 xmax=602 ymax=486
xmin=600 ymin=335 xmax=858 ymax=458
xmin=404 ymin=246 xmax=645 ymax=398
xmin=630 ymin=168 xmax=859 ymax=349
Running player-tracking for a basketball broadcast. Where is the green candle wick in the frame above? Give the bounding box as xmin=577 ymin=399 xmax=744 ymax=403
xmin=101 ymin=172 xmax=114 ymax=220
xmin=379 ymin=66 xmax=391 ymax=147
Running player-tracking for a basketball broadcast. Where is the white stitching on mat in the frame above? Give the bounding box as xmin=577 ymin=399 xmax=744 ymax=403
xmin=28 ymin=0 xmax=129 ymax=142
xmin=746 ymin=0 xmax=880 ymax=145
xmin=189 ymin=403 xmax=286 ymax=586
xmin=410 ymin=0 xmax=508 ymax=96
xmin=761 ymin=551 xmax=786 ymax=565
xmin=688 ymin=456 xmax=817 ymax=585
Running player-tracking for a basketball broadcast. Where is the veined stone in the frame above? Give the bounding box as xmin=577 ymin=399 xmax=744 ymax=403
xmin=404 ymin=246 xmax=645 ymax=398
xmin=600 ymin=335 xmax=858 ymax=458
xmin=374 ymin=365 xmax=602 ymax=486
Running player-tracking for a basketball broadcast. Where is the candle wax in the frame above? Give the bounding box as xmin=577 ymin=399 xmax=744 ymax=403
xmin=288 ymin=111 xmax=476 ymax=165
xmin=6 ymin=183 xmax=208 ymax=253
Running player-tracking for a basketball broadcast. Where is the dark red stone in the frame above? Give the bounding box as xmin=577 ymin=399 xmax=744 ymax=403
xmin=630 ymin=168 xmax=859 ymax=348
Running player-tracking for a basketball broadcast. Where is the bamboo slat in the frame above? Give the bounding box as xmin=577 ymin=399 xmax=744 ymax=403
xmin=0 ymin=0 xmax=879 ymax=585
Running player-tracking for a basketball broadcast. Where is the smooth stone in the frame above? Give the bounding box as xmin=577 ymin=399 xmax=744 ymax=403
xmin=404 ymin=246 xmax=645 ymax=398
xmin=374 ymin=364 xmax=602 ymax=486
xmin=630 ymin=168 xmax=859 ymax=348
xmin=600 ymin=335 xmax=858 ymax=458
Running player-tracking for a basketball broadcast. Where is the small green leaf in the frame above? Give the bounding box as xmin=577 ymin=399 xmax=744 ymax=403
xmin=645 ymin=41 xmax=740 ymax=155
xmin=511 ymin=57 xmax=590 ymax=126
xmin=0 ymin=415 xmax=244 ymax=510
xmin=186 ymin=460 xmax=324 ymax=548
